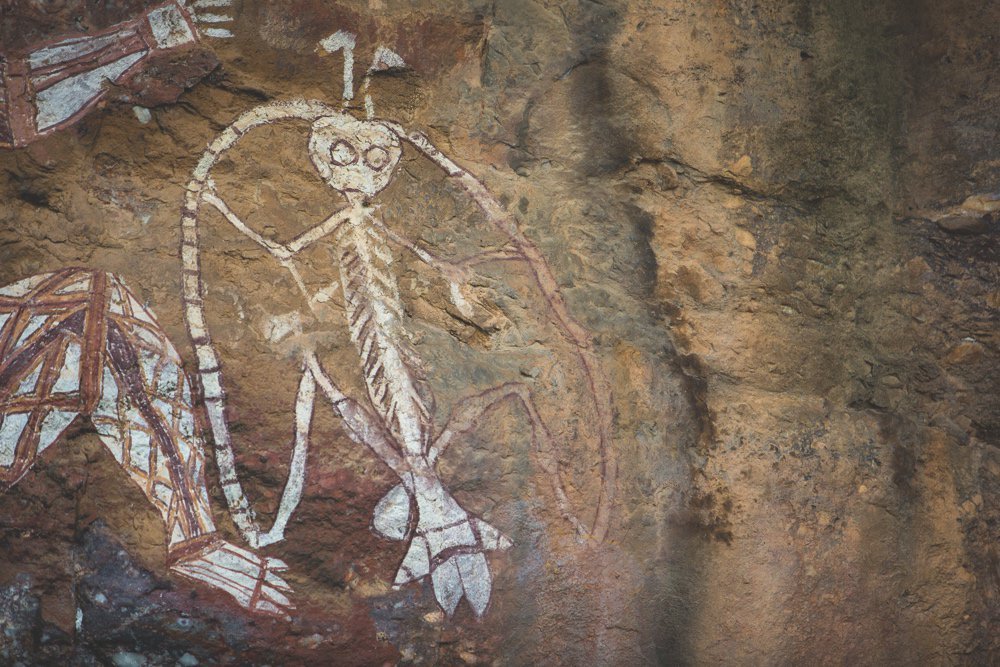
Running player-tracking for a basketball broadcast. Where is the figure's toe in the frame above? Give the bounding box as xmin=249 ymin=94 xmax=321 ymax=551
xmin=170 ymin=539 xmax=296 ymax=618
xmin=431 ymin=558 xmax=463 ymax=617
xmin=265 ymin=555 xmax=290 ymax=572
xmin=253 ymin=597 xmax=292 ymax=620
xmin=394 ymin=534 xmax=431 ymax=586
xmin=455 ymin=552 xmax=491 ymax=617
xmin=471 ymin=518 xmax=513 ymax=551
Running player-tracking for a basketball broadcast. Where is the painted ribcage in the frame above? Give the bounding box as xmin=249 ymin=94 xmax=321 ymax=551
xmin=337 ymin=211 xmax=432 ymax=457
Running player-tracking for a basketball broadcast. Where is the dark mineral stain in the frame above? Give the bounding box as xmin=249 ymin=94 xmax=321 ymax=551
xmin=890 ymin=442 xmax=916 ymax=494
xmin=565 ymin=4 xmax=634 ymax=177
xmin=623 ymin=203 xmax=659 ymax=298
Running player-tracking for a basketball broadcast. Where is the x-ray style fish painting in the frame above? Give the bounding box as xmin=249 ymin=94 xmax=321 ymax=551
xmin=0 ymin=269 xmax=293 ymax=616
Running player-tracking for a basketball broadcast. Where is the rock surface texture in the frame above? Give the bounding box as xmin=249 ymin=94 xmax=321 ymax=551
xmin=0 ymin=0 xmax=997 ymax=664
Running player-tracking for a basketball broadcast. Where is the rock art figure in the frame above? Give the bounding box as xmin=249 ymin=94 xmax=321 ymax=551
xmin=0 ymin=268 xmax=293 ymax=617
xmin=0 ymin=0 xmax=230 ymax=148
xmin=180 ymin=40 xmax=617 ymax=618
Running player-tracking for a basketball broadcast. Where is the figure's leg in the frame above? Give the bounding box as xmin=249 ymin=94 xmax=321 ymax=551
xmin=305 ymin=352 xmax=412 ymax=479
xmin=381 ymin=380 xmax=616 ymax=617
xmin=0 ymin=270 xmax=293 ymax=616
xmin=431 ymin=382 xmax=587 ymax=537
xmin=308 ymin=353 xmax=515 ymax=616
xmin=256 ymin=367 xmax=316 ymax=548
xmin=93 ymin=277 xmax=293 ymax=616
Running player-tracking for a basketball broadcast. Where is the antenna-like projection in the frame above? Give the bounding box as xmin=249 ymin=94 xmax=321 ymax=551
xmin=361 ymin=46 xmax=406 ymax=118
xmin=317 ymin=30 xmax=357 ymax=105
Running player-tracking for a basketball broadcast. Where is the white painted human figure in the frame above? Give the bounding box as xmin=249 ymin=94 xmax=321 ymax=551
xmin=0 ymin=269 xmax=293 ymax=617
xmin=181 ymin=40 xmax=616 ymax=617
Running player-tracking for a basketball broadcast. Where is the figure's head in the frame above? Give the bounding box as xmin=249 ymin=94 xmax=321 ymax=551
xmin=308 ymin=114 xmax=401 ymax=201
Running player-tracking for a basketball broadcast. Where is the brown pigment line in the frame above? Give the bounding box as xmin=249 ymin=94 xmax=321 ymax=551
xmin=115 ymin=278 xmax=167 ymax=329
xmin=166 ymin=501 xmax=183 ymax=543
xmin=396 ymin=537 xmax=431 ymax=583
xmin=349 ymin=300 xmax=371 ymax=331
xmin=31 ymin=66 xmax=140 ymax=138
xmin=45 ymin=332 xmax=85 ymax=412
xmin=135 ymin=0 xmax=201 ymax=53
xmin=13 ymin=341 xmax=71 ymax=475
xmin=342 ymin=251 xmax=360 ymax=273
xmin=468 ymin=516 xmax=483 ymax=545
xmin=0 ymin=311 xmax=85 ymax=397
xmin=495 ymin=389 xmax=572 ymax=528
xmin=16 ymin=295 xmax=93 ymax=311
xmin=3 ymin=59 xmax=35 ymax=147
xmin=166 ymin=533 xmax=221 ymax=563
xmin=0 ymin=58 xmax=12 ymax=147
xmin=27 ymin=268 xmax=82 ymax=302
xmin=3 ymin=395 xmax=83 ymax=411
xmin=310 ymin=366 xmax=411 ymax=477
xmin=248 ymin=565 xmax=267 ymax=611
xmin=205 ymin=557 xmax=258 ymax=581
xmin=28 ymin=38 xmax=146 ymax=91
xmin=500 ymin=239 xmax=615 ymax=541
xmin=500 ymin=236 xmax=617 ymax=540
xmin=7 ymin=349 xmax=50 ymax=479
xmin=432 ymin=383 xmax=525 ymax=457
xmin=7 ymin=11 xmax=147 ymax=60
xmin=176 ymin=565 xmax=255 ymax=597
xmin=432 ymin=383 xmax=586 ymax=536
xmin=429 ymin=543 xmax=484 ymax=571
xmin=416 ymin=516 xmax=469 ymax=537
xmin=397 ymin=130 xmax=617 ymax=542
xmin=80 ymin=272 xmax=108 ymax=412
xmin=106 ymin=320 xmax=204 ymax=541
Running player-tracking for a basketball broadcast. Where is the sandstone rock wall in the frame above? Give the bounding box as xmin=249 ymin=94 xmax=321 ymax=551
xmin=0 ymin=0 xmax=996 ymax=664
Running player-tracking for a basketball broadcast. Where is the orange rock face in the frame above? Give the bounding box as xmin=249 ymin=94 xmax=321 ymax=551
xmin=0 ymin=1 xmax=997 ymax=664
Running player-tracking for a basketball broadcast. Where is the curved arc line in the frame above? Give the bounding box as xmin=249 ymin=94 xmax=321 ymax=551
xmin=180 ymin=99 xmax=344 ymax=546
xmin=383 ymin=122 xmax=617 ymax=544
xmin=182 ymin=98 xmax=616 ymax=546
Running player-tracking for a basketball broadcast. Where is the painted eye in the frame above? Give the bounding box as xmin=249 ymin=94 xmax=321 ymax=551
xmin=329 ymin=139 xmax=358 ymax=166
xmin=364 ymin=146 xmax=390 ymax=171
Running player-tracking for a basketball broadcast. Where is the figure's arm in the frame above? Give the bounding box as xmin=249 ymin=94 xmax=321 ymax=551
xmin=202 ymin=182 xmax=355 ymax=314
xmin=383 ymin=121 xmax=594 ymax=346
xmin=368 ymin=214 xmax=521 ymax=281
xmin=202 ymin=185 xmax=292 ymax=260
xmin=202 ymin=183 xmax=353 ymax=261
xmin=385 ymin=122 xmax=617 ymax=544
xmin=366 ymin=213 xmax=520 ymax=319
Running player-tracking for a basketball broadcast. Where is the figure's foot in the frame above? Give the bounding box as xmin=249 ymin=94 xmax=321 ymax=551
xmin=169 ymin=538 xmax=294 ymax=618
xmin=374 ymin=483 xmax=511 ymax=617
xmin=395 ymin=517 xmax=512 ymax=617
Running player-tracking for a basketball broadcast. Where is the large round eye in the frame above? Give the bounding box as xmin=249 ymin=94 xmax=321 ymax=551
xmin=329 ymin=139 xmax=358 ymax=166
xmin=364 ymin=145 xmax=390 ymax=171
